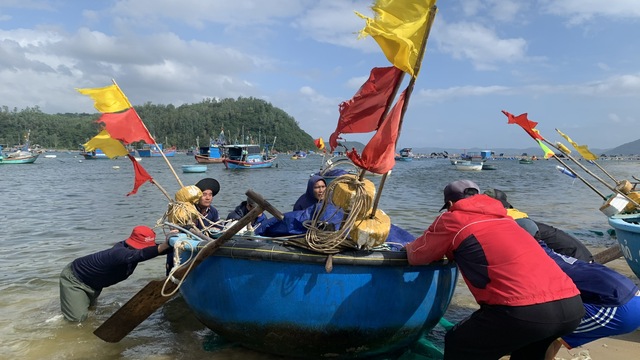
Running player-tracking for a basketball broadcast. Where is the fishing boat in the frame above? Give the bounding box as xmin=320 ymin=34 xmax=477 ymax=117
xmin=455 ymin=162 xmax=482 ymax=171
xmin=168 ymin=229 xmax=458 ymax=359
xmin=395 ymin=147 xmax=414 ymax=161
xmin=136 ymin=144 xmax=176 ymax=157
xmin=519 ymin=158 xmax=533 ymax=164
xmin=181 ymin=164 xmax=207 ymax=173
xmin=222 ymin=144 xmax=276 ymax=169
xmin=80 ymin=148 xmax=110 ymax=160
xmin=195 ymin=132 xmax=227 ymax=164
xmin=0 ymin=139 xmax=40 ymax=164
xmin=449 ymin=159 xmax=470 ymax=165
xmin=481 ymin=162 xmax=497 ymax=170
xmin=290 ymin=150 xmax=307 ymax=160
xmin=0 ymin=150 xmax=39 ymax=164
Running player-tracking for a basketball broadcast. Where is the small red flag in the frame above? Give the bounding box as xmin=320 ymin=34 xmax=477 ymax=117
xmin=329 ymin=66 xmax=403 ymax=150
xmin=502 ymin=110 xmax=544 ymax=141
xmin=98 ymin=108 xmax=155 ymax=145
xmin=126 ymin=155 xmax=153 ymax=196
xmin=346 ymin=90 xmax=406 ymax=174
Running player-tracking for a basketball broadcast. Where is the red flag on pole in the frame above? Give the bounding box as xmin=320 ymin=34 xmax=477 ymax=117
xmin=502 ymin=110 xmax=544 ymax=141
xmin=97 ymin=108 xmax=155 ymax=145
xmin=329 ymin=66 xmax=403 ymax=150
xmin=346 ymin=90 xmax=406 ymax=174
xmin=126 ymin=155 xmax=153 ymax=196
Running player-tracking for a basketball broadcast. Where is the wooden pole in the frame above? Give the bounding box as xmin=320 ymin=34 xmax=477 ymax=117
xmin=369 ymin=5 xmax=438 ymax=218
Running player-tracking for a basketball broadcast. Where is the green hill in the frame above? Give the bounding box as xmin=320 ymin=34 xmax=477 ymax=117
xmin=0 ymin=97 xmax=316 ymax=152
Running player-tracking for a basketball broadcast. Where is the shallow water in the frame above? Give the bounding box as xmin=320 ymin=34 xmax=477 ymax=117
xmin=0 ymin=152 xmax=630 ymax=359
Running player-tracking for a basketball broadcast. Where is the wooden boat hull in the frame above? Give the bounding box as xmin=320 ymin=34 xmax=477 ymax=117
xmin=181 ymin=164 xmax=207 ymax=173
xmin=0 ymin=154 xmax=39 ymax=164
xmin=223 ymin=158 xmax=274 ymax=169
xmin=194 ymin=154 xmax=224 ymax=164
xmin=608 ymin=214 xmax=640 ymax=279
xmin=174 ymin=237 xmax=458 ymax=359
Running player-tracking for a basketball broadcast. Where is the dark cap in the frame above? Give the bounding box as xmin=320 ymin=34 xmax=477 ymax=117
xmin=195 ymin=178 xmax=220 ymax=196
xmin=440 ymin=180 xmax=480 ymax=211
xmin=484 ymin=188 xmax=512 ymax=208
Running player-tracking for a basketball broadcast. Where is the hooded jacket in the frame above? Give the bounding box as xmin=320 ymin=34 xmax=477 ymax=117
xmin=293 ymin=175 xmax=326 ymax=211
xmin=406 ymin=194 xmax=579 ymax=306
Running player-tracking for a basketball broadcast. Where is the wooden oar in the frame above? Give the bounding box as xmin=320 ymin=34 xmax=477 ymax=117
xmin=93 ymin=189 xmax=283 ymax=343
xmin=592 ymin=244 xmax=623 ymax=265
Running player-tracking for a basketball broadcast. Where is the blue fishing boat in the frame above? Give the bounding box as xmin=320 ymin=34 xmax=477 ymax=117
xmin=137 ymin=144 xmax=176 ymax=157
xmin=80 ymin=148 xmax=109 ymax=160
xmin=222 ymin=144 xmax=276 ymax=169
xmin=168 ymin=231 xmax=458 ymax=359
xmin=395 ymin=147 xmax=414 ymax=161
xmin=608 ymin=214 xmax=640 ymax=279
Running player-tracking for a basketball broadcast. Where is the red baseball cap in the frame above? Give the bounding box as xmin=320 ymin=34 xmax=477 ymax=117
xmin=125 ymin=226 xmax=157 ymax=249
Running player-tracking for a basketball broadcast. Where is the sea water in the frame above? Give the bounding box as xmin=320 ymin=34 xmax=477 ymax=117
xmin=0 ymin=153 xmax=629 ymax=359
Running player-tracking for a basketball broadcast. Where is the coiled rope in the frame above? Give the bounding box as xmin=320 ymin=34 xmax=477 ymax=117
xmin=300 ymin=174 xmax=372 ymax=254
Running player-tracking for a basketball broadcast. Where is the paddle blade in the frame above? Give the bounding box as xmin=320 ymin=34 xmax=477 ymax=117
xmin=93 ymin=279 xmax=175 ymax=342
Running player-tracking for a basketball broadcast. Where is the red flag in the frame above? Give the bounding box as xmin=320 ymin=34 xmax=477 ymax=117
xmin=314 ymin=137 xmax=325 ymax=151
xmin=502 ymin=110 xmax=544 ymax=141
xmin=97 ymin=108 xmax=155 ymax=145
xmin=346 ymin=90 xmax=406 ymax=174
xmin=329 ymin=66 xmax=403 ymax=150
xmin=126 ymin=155 xmax=153 ymax=196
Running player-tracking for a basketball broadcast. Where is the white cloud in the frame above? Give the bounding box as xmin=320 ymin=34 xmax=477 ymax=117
xmin=434 ymin=19 xmax=529 ymax=70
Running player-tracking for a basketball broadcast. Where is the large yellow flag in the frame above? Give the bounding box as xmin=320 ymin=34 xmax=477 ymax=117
xmin=356 ymin=0 xmax=437 ymax=77
xmin=76 ymin=84 xmax=130 ymax=113
xmin=83 ymin=130 xmax=130 ymax=158
xmin=555 ymin=129 xmax=598 ymax=160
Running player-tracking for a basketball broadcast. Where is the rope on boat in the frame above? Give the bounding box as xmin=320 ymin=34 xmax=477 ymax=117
xmin=294 ymin=175 xmax=371 ymax=254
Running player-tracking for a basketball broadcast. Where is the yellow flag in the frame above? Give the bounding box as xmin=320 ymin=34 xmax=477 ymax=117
xmin=536 ymin=140 xmax=555 ymax=159
xmin=555 ymin=128 xmax=598 ymax=160
xmin=77 ymin=84 xmax=131 ymax=113
xmin=83 ymin=130 xmax=130 ymax=158
xmin=356 ymin=0 xmax=437 ymax=77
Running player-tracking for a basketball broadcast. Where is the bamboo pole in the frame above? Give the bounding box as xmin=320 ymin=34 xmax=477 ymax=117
xmin=544 ymin=139 xmax=640 ymax=207
xmin=369 ymin=5 xmax=438 ymax=218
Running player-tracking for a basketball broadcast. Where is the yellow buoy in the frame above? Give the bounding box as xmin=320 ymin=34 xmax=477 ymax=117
xmin=331 ymin=175 xmax=376 ymax=217
xmin=350 ymin=209 xmax=391 ymax=250
xmin=174 ymin=185 xmax=202 ymax=204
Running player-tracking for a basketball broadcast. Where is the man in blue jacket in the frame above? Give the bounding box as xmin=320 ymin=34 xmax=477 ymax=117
xmin=59 ymin=225 xmax=171 ymax=322
xmin=515 ymin=218 xmax=640 ymax=359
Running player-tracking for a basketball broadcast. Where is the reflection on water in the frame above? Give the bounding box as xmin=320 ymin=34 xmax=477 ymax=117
xmin=0 ymin=153 xmax=626 ymax=359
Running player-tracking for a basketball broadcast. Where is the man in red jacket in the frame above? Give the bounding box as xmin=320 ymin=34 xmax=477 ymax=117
xmin=405 ymin=180 xmax=584 ymax=360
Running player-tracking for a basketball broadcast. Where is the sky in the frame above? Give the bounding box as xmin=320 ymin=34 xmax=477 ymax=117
xmin=0 ymin=0 xmax=639 ymax=151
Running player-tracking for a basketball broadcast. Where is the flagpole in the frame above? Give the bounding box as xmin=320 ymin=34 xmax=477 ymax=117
xmin=111 ymin=79 xmax=185 ymax=189
xmin=544 ymin=139 xmax=639 ymax=207
xmin=369 ymin=5 xmax=438 ymax=218
xmin=554 ymin=129 xmax=620 ymax=184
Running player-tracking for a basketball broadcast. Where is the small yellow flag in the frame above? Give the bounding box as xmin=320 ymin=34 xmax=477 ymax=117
xmin=83 ymin=130 xmax=130 ymax=159
xmin=77 ymin=84 xmax=130 ymax=113
xmin=555 ymin=129 xmax=598 ymax=161
xmin=356 ymin=0 xmax=437 ymax=77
